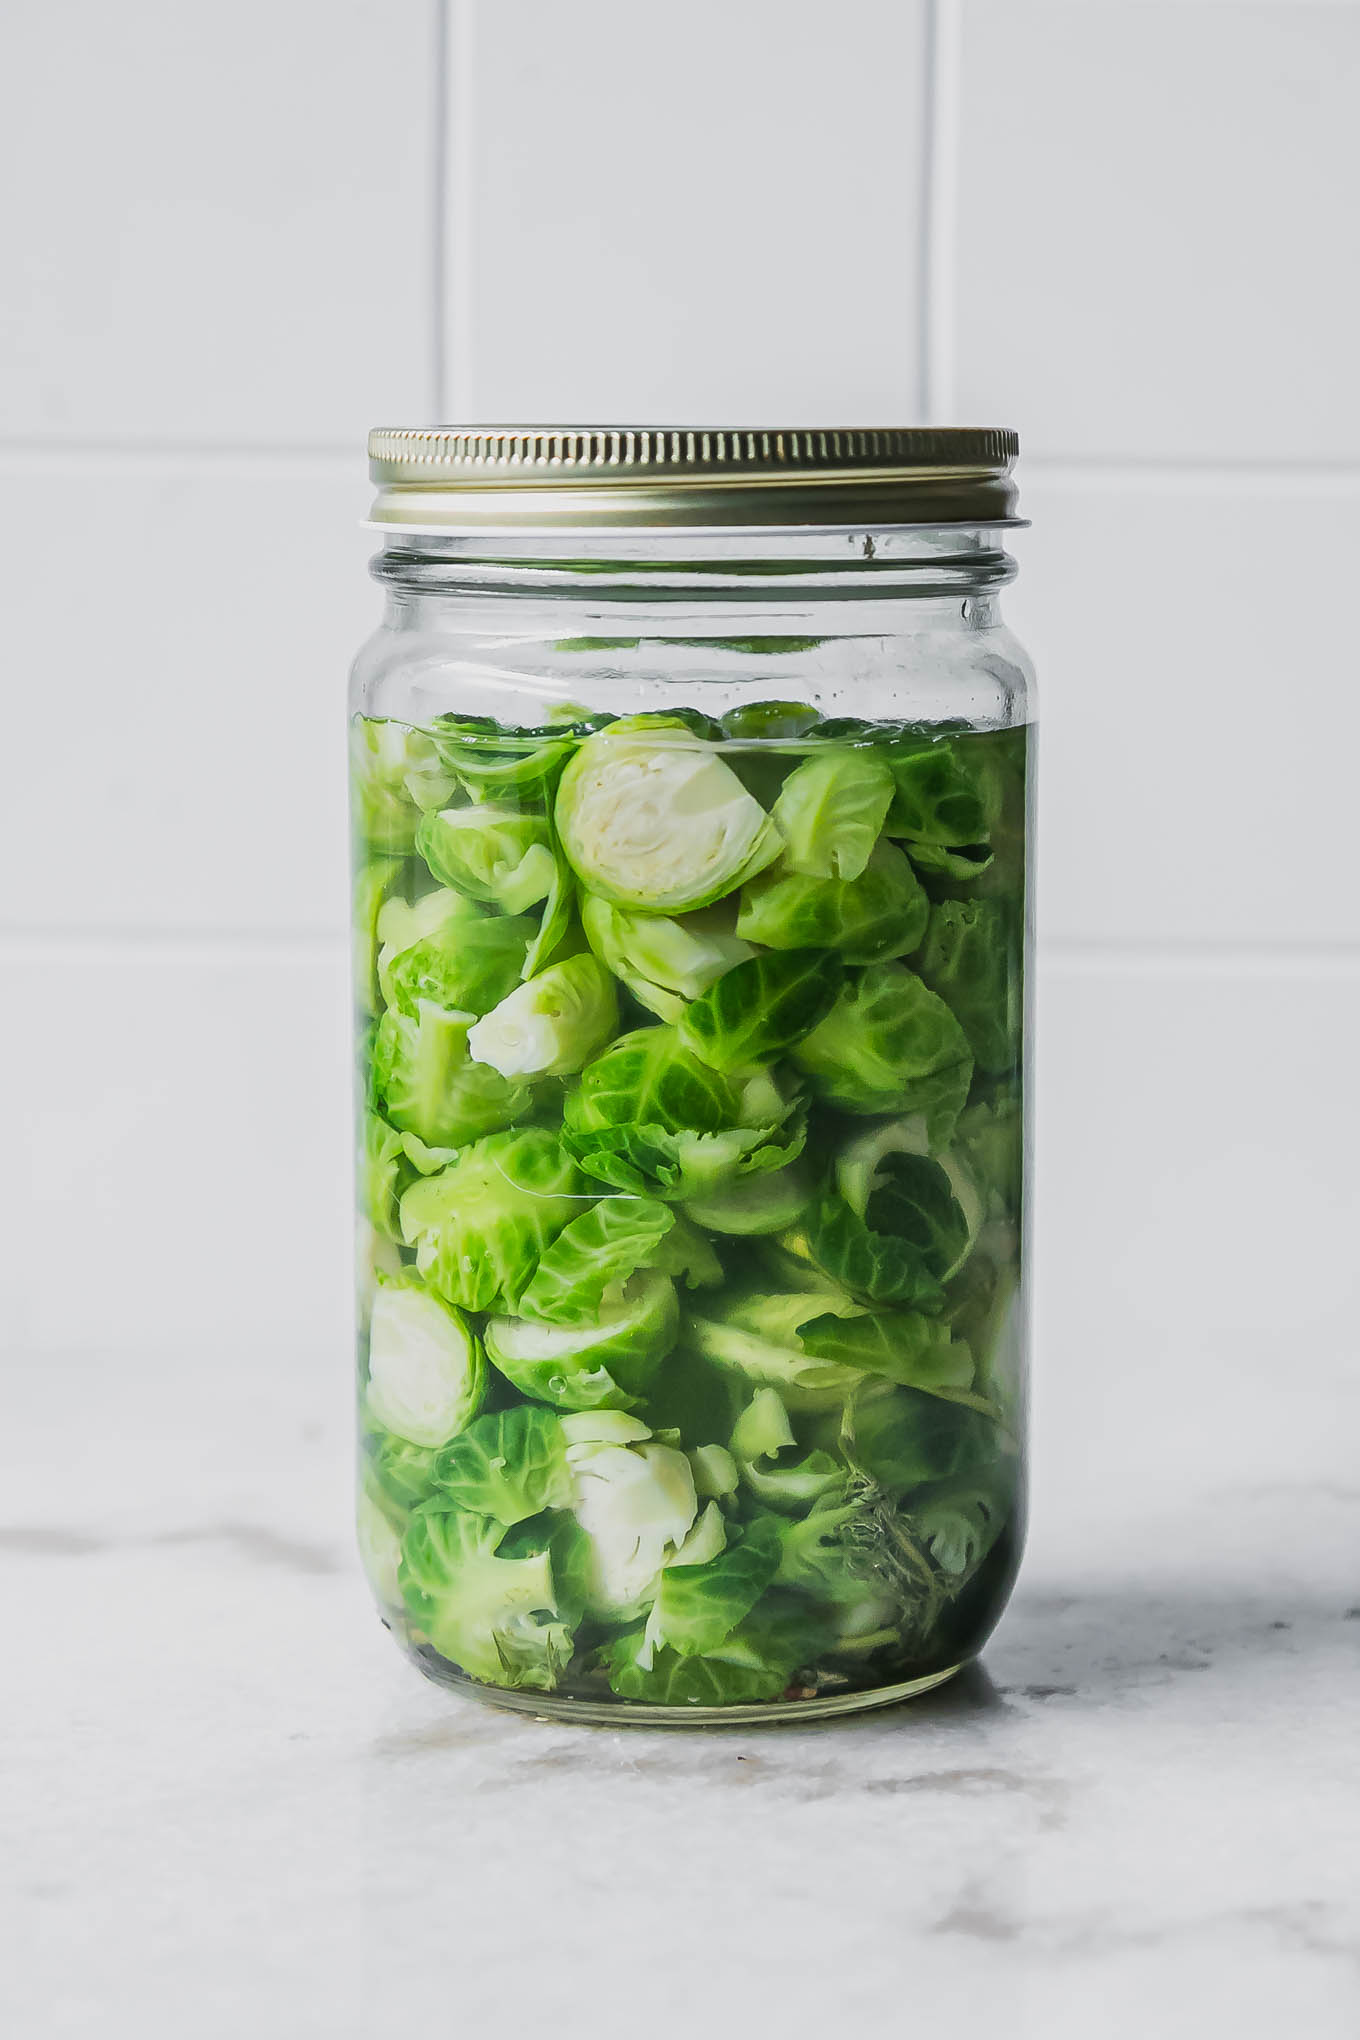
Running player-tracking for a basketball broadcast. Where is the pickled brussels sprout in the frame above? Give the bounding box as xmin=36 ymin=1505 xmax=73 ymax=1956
xmin=353 ymin=709 xmax=1027 ymax=1710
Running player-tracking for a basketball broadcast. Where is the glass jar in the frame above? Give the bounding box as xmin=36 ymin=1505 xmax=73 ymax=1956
xmin=350 ymin=428 xmax=1034 ymax=1724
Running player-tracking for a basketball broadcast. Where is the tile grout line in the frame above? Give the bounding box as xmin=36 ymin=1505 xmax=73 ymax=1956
xmin=3 ymin=930 xmax=1359 ymax=980
xmin=429 ymin=0 xmax=451 ymax=421
xmin=444 ymin=0 xmax=478 ymax=421
xmin=918 ymin=0 xmax=960 ymax=425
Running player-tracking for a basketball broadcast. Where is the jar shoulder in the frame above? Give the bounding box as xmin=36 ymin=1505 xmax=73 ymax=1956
xmin=350 ymin=616 xmax=1037 ymax=732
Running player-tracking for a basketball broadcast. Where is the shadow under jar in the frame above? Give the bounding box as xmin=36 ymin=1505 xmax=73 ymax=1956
xmin=350 ymin=427 xmax=1035 ymax=1725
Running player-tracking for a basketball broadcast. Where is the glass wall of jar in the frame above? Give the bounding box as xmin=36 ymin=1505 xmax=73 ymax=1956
xmin=350 ymin=428 xmax=1035 ymax=1724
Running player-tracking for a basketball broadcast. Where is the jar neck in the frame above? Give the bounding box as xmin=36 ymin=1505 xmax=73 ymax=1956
xmin=371 ymin=524 xmax=1017 ymax=638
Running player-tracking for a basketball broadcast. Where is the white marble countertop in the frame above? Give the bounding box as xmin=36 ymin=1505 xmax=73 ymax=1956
xmin=6 ymin=1351 xmax=1357 ymax=2039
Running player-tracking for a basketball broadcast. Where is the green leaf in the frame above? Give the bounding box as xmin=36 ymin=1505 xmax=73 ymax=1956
xmin=769 ymin=747 xmax=895 ymax=881
xmin=679 ymin=949 xmax=846 ymax=1073
xmin=430 ymin=1405 xmax=572 ymax=1524
xmin=485 ymin=1270 xmax=679 ymax=1411
xmin=915 ymin=898 xmax=1022 ymax=1076
xmin=791 ymin=962 xmax=974 ymax=1144
xmin=518 ymin=1196 xmax=676 ymax=1322
xmin=884 ymin=738 xmax=998 ymax=846
xmin=641 ymin=1518 xmax=782 ymax=1661
xmin=794 ymin=1308 xmax=974 ymax=1394
xmin=372 ymin=1002 xmax=532 ymax=1149
xmin=416 ymin=804 xmax=558 ymax=915
xmin=566 ymin=1025 xmax=739 ymax=1136
xmin=399 ymin=1507 xmax=573 ymax=1689
xmin=737 ymin=841 xmax=929 ymax=964
xmin=605 ymin=1636 xmax=789 ymax=1706
xmin=399 ymin=1127 xmax=585 ymax=1313
xmin=381 ymin=913 xmax=533 ymax=1018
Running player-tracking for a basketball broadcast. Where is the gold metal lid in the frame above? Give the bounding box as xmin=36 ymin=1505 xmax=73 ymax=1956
xmin=366 ymin=425 xmax=1020 ymax=531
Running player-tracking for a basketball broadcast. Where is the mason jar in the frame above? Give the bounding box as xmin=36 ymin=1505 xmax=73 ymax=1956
xmin=350 ymin=427 xmax=1034 ymax=1724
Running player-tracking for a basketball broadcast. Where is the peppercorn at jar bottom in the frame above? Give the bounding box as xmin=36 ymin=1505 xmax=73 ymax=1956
xmin=352 ymin=705 xmax=1028 ymax=1717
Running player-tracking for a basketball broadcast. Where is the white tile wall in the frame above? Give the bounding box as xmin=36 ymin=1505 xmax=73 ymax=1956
xmin=465 ymin=0 xmax=929 ymax=422
xmin=955 ymin=1 xmax=1360 ymax=460
xmin=2 ymin=0 xmax=1357 ymax=1420
xmin=0 ymin=2 xmax=437 ymax=445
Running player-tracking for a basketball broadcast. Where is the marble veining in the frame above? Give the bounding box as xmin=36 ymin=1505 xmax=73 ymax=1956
xmin=4 ymin=1350 xmax=1357 ymax=2039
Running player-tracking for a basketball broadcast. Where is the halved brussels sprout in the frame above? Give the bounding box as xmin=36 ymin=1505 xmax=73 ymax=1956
xmin=791 ymin=961 xmax=974 ymax=1145
xmin=398 ymin=1128 xmax=584 ymax=1313
xmin=371 ymin=1001 xmax=532 ymax=1149
xmin=485 ymin=1270 xmax=680 ymax=1412
xmin=581 ymin=894 xmax=754 ymax=1023
xmin=683 ymin=1160 xmax=813 ymax=1235
xmin=467 ymin=953 xmax=618 ymax=1080
xmin=562 ymin=1411 xmax=702 ymax=1620
xmin=399 ymin=1506 xmax=574 ymax=1689
xmin=686 ymin=1289 xmax=868 ymax=1412
xmin=363 ymin=1272 xmax=485 ymax=1449
xmin=417 ymin=803 xmax=558 ymax=914
xmin=556 ymin=730 xmax=783 ymax=912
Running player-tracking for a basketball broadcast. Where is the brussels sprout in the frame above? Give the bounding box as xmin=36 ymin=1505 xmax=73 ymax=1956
xmin=719 ymin=701 xmax=824 ymax=742
xmin=791 ymin=962 xmax=974 ymax=1144
xmin=429 ymin=1404 xmax=573 ymax=1524
xmin=905 ymin=841 xmax=995 ymax=884
xmin=517 ymin=1196 xmax=676 ymax=1322
xmin=363 ymin=1272 xmax=485 ymax=1449
xmin=915 ymin=898 xmax=1021 ymax=1076
xmin=521 ymin=809 xmax=576 ymax=980
xmin=351 ymin=718 xmax=453 ymax=852
xmin=604 ymin=1635 xmax=790 ymax=1706
xmin=399 ymin=1128 xmax=584 ymax=1313
xmin=802 ymin=1151 xmax=977 ymax=1310
xmin=906 ymin=1469 xmax=1012 ymax=1578
xmin=357 ymin=1483 xmax=404 ymax=1607
xmin=736 ymin=842 xmax=929 ymax=964
xmin=417 ymin=803 xmax=559 ymax=914
xmin=556 ymin=730 xmax=783 ymax=912
xmin=683 ymin=1159 xmax=813 ymax=1235
xmin=678 ymin=948 xmax=845 ymax=1074
xmin=372 ymin=1002 xmax=532 ymax=1149
xmin=467 ymin=954 xmax=618 ymax=1081
xmin=841 ymin=1381 xmax=997 ymax=1495
xmin=768 ymin=747 xmax=895 ymax=881
xmin=567 ymin=1023 xmax=736 ymax=1135
xmin=363 ymin=1427 xmax=441 ymax=1513
xmin=562 ymin=1024 xmax=804 ymax=1199
xmin=379 ymin=904 xmax=531 ymax=1018
xmin=562 ymin=1411 xmax=701 ymax=1619
xmin=689 ymin=1442 xmax=740 ymax=1499
xmin=399 ymin=1507 xmax=574 ymax=1689
xmin=353 ymin=856 xmax=406 ymax=1013
xmin=686 ymin=1290 xmax=868 ymax=1412
xmin=485 ymin=1270 xmax=680 ymax=1411
xmin=359 ymin=1111 xmax=409 ymax=1240
xmin=581 ymin=894 xmax=754 ymax=1023
xmin=429 ymin=715 xmax=573 ymax=801
xmin=652 ymin=1213 xmax=726 ymax=1289
xmin=638 ymin=1516 xmax=782 ymax=1666
xmin=730 ymin=1388 xmax=845 ymax=1513
xmin=884 ymin=736 xmax=998 ymax=847
xmin=794 ymin=1307 xmax=974 ymax=1396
